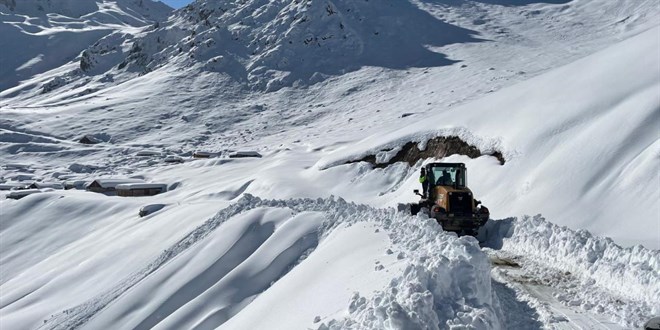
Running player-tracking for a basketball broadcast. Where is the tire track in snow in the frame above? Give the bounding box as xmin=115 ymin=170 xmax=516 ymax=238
xmin=481 ymin=216 xmax=660 ymax=329
xmin=489 ymin=252 xmax=624 ymax=330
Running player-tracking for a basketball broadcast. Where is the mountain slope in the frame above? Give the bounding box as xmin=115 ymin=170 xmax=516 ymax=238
xmin=320 ymin=25 xmax=660 ymax=248
xmin=1 ymin=0 xmax=170 ymax=18
xmin=0 ymin=2 xmax=659 ymax=329
xmin=0 ymin=1 xmax=657 ymax=248
xmin=0 ymin=0 xmax=172 ymax=92
xmin=1 ymin=0 xmax=483 ymax=100
xmin=5 ymin=0 xmax=657 ymax=103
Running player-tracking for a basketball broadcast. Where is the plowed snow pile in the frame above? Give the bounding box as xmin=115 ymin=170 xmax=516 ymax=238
xmin=1 ymin=195 xmax=502 ymax=329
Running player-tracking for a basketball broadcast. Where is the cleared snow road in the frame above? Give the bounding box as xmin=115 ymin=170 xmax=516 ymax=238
xmin=488 ymin=252 xmax=624 ymax=330
xmin=479 ymin=215 xmax=659 ymax=329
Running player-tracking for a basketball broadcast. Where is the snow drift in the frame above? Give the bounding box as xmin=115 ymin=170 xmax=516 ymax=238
xmin=2 ymin=194 xmax=503 ymax=330
xmin=0 ymin=0 xmax=172 ymax=92
xmin=321 ymin=25 xmax=660 ymax=249
xmin=0 ymin=1 xmax=658 ymax=329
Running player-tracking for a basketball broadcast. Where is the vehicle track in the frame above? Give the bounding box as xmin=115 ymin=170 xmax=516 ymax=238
xmin=487 ymin=251 xmax=625 ymax=330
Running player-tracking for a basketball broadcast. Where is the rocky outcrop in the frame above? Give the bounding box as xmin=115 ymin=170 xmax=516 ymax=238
xmin=1 ymin=0 xmax=171 ymax=19
xmin=113 ymin=0 xmax=479 ymax=91
xmin=350 ymin=136 xmax=505 ymax=168
xmin=0 ymin=0 xmax=16 ymax=11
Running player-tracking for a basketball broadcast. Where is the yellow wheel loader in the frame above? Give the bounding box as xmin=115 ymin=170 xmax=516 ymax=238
xmin=410 ymin=162 xmax=489 ymax=235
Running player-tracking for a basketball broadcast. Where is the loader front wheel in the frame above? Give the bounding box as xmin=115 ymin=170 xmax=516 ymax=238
xmin=410 ymin=203 xmax=421 ymax=216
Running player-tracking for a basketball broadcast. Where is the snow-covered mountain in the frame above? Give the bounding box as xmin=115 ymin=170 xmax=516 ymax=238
xmin=1 ymin=0 xmax=659 ymax=329
xmin=0 ymin=0 xmax=172 ymax=92
xmin=0 ymin=0 xmax=170 ymax=18
xmin=2 ymin=0 xmax=482 ymax=100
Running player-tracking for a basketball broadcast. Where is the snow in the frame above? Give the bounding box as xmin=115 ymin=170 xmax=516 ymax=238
xmin=0 ymin=182 xmax=24 ymax=190
xmin=5 ymin=188 xmax=41 ymax=199
xmin=319 ymin=25 xmax=660 ymax=248
xmin=29 ymin=182 xmax=64 ymax=189
xmin=483 ymin=215 xmax=659 ymax=328
xmin=163 ymin=155 xmax=184 ymax=163
xmin=0 ymin=0 xmax=659 ymax=329
xmin=115 ymin=182 xmax=167 ymax=189
xmin=0 ymin=0 xmax=172 ymax=91
xmin=88 ymin=178 xmax=145 ymax=188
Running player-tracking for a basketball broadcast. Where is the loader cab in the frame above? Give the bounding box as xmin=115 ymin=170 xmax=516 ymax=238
xmin=423 ymin=163 xmax=474 ymax=213
xmin=426 ymin=163 xmax=466 ymax=190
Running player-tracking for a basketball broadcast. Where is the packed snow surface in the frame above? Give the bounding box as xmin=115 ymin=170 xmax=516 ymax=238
xmin=1 ymin=0 xmax=659 ymax=329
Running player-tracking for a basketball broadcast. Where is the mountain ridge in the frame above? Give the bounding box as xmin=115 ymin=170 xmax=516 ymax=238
xmin=0 ymin=0 xmax=171 ymax=18
xmin=0 ymin=1 xmax=658 ymax=329
xmin=0 ymin=0 xmax=172 ymax=92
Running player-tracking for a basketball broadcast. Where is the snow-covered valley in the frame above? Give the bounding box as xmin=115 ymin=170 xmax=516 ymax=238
xmin=1 ymin=0 xmax=659 ymax=329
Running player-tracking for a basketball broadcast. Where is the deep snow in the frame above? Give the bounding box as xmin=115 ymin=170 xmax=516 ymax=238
xmin=0 ymin=0 xmax=172 ymax=91
xmin=1 ymin=0 xmax=659 ymax=329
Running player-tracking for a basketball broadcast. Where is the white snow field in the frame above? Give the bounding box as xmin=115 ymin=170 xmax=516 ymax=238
xmin=1 ymin=0 xmax=659 ymax=329
xmin=0 ymin=0 xmax=172 ymax=92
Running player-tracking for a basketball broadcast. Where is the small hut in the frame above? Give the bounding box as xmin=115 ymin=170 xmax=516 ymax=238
xmin=136 ymin=150 xmax=162 ymax=157
xmin=29 ymin=182 xmax=64 ymax=190
xmin=193 ymin=151 xmax=215 ymax=158
xmin=86 ymin=179 xmax=145 ymax=194
xmin=6 ymin=189 xmax=42 ymax=200
xmin=228 ymin=151 xmax=262 ymax=158
xmin=0 ymin=183 xmax=24 ymax=191
xmin=116 ymin=183 xmax=167 ymax=197
xmin=64 ymin=180 xmax=88 ymax=190
xmin=164 ymin=155 xmax=184 ymax=163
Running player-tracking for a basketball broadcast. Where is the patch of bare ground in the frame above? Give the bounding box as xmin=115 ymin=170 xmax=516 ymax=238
xmin=350 ymin=136 xmax=505 ymax=168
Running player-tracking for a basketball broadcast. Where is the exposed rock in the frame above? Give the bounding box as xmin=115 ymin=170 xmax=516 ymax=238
xmin=0 ymin=0 xmax=16 ymax=11
xmin=645 ymin=316 xmax=660 ymax=330
xmin=350 ymin=136 xmax=505 ymax=168
xmin=68 ymin=163 xmax=99 ymax=173
xmin=78 ymin=135 xmax=101 ymax=144
xmin=139 ymin=204 xmax=166 ymax=217
xmin=41 ymin=76 xmax=67 ymax=94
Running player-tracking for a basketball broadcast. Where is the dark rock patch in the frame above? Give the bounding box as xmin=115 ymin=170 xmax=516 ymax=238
xmin=68 ymin=163 xmax=99 ymax=173
xmin=349 ymin=136 xmax=505 ymax=168
xmin=645 ymin=316 xmax=660 ymax=330
xmin=78 ymin=135 xmax=101 ymax=144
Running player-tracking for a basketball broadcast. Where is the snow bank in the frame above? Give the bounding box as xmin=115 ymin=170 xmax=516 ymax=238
xmin=5 ymin=189 xmax=41 ymax=199
xmin=319 ymin=220 xmax=502 ymax=329
xmin=33 ymin=195 xmax=502 ymax=330
xmin=0 ymin=0 xmax=171 ymax=93
xmin=0 ymin=191 xmax=223 ymax=329
xmin=316 ymin=126 xmax=504 ymax=170
xmin=319 ymin=25 xmax=660 ymax=249
xmin=485 ymin=215 xmax=660 ymax=327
